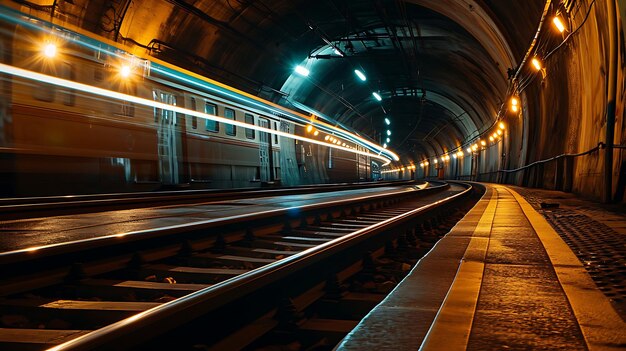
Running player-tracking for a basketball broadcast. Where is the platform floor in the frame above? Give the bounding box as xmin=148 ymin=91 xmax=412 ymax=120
xmin=337 ymin=184 xmax=626 ymax=351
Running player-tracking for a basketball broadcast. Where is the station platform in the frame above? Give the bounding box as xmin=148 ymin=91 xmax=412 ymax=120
xmin=336 ymin=184 xmax=626 ymax=350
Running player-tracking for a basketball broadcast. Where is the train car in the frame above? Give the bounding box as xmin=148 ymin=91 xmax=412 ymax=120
xmin=0 ymin=8 xmax=383 ymax=197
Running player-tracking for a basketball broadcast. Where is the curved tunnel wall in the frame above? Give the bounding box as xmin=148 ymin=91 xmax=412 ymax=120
xmin=418 ymin=0 xmax=625 ymax=203
xmin=512 ymin=0 xmax=624 ymax=202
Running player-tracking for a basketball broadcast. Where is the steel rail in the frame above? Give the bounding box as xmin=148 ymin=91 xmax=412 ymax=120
xmin=0 ymin=182 xmax=445 ymax=266
xmin=46 ymin=182 xmax=473 ymax=351
xmin=0 ymin=180 xmax=419 ymax=220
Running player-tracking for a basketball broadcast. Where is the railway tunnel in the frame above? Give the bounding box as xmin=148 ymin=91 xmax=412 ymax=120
xmin=0 ymin=1 xmax=625 ymax=350
xmin=0 ymin=0 xmax=623 ymax=203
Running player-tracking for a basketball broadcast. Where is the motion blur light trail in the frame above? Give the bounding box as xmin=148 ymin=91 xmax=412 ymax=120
xmin=0 ymin=63 xmax=394 ymax=165
xmin=0 ymin=5 xmax=399 ymax=163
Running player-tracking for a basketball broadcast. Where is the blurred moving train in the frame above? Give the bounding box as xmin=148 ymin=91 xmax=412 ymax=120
xmin=0 ymin=7 xmax=387 ymax=196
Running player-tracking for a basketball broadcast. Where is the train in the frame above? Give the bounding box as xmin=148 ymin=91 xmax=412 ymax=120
xmin=0 ymin=6 xmax=392 ymax=197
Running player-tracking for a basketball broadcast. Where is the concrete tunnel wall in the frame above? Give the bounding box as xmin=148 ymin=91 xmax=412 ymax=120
xmin=415 ymin=0 xmax=625 ymax=203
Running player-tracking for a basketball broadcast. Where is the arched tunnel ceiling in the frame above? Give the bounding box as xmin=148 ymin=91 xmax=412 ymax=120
xmin=64 ymin=0 xmax=546 ymax=162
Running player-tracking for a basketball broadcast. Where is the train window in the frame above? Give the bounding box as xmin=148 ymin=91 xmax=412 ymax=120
xmin=33 ymin=69 xmax=55 ymax=102
xmin=328 ymin=147 xmax=333 ymax=169
xmin=158 ymin=92 xmax=176 ymax=124
xmin=190 ymin=97 xmax=197 ymax=129
xmin=153 ymin=91 xmax=160 ymax=122
xmin=153 ymin=91 xmax=176 ymax=123
xmin=204 ymin=102 xmax=218 ymax=132
xmin=61 ymin=63 xmax=75 ymax=106
xmin=94 ymin=68 xmax=104 ymax=82
xmin=119 ymin=81 xmax=135 ymax=117
xmin=171 ymin=95 xmax=178 ymax=126
xmin=244 ymin=113 xmax=255 ymax=139
xmin=273 ymin=122 xmax=279 ymax=143
xmin=225 ymin=108 xmax=236 ymax=136
xmin=121 ymin=102 xmax=134 ymax=117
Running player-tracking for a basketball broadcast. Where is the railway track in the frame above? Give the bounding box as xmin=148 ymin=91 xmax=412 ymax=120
xmin=0 ymin=180 xmax=416 ymax=220
xmin=0 ymin=181 xmax=482 ymax=350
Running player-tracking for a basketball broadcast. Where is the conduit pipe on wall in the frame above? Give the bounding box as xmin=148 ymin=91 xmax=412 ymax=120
xmin=513 ymin=0 xmax=553 ymax=81
xmin=604 ymin=0 xmax=618 ymax=203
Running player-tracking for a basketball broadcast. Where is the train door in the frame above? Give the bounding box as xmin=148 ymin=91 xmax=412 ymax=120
xmin=357 ymin=148 xmax=368 ymax=181
xmin=153 ymin=90 xmax=180 ymax=184
xmin=0 ymin=39 xmax=8 ymax=146
xmin=258 ymin=118 xmax=271 ymax=182
xmin=371 ymin=160 xmax=380 ymax=180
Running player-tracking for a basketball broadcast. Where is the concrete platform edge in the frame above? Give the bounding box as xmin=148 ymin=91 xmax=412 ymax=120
xmin=418 ymin=189 xmax=497 ymax=350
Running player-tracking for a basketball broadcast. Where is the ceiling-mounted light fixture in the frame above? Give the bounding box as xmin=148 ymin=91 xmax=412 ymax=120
xmin=531 ymin=57 xmax=543 ymax=71
xmin=334 ymin=46 xmax=345 ymax=57
xmin=510 ymin=96 xmax=519 ymax=112
xmin=42 ymin=42 xmax=57 ymax=58
xmin=354 ymin=69 xmax=367 ymax=81
xmin=384 ymin=117 xmax=390 ymax=125
xmin=553 ymin=16 xmax=566 ymax=33
xmin=120 ymin=65 xmax=132 ymax=78
xmin=295 ymin=65 xmax=310 ymax=77
xmin=372 ymin=92 xmax=382 ymax=101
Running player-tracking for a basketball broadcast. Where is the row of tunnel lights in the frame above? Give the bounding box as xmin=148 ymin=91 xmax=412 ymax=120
xmin=515 ymin=15 xmax=568 ymax=98
xmin=44 ymin=16 xmax=565 ymax=84
xmin=386 ymin=13 xmax=568 ymax=174
xmin=382 ymin=122 xmax=507 ymax=174
xmin=421 ymin=122 xmax=507 ymax=167
xmin=305 ymin=124 xmax=362 ymax=150
xmin=294 ymin=66 xmax=383 ymax=102
xmin=296 ymin=15 xmax=568 ymax=166
xmin=294 ymin=64 xmax=393 ymax=147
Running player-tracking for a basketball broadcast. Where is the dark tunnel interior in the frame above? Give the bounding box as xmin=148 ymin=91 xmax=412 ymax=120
xmin=0 ymin=0 xmax=624 ymax=203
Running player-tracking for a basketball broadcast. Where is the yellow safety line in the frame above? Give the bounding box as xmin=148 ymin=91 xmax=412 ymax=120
xmin=509 ymin=188 xmax=626 ymax=351
xmin=419 ymin=188 xmax=497 ymax=350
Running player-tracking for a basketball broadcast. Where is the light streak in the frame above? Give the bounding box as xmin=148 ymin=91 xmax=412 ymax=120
xmin=0 ymin=7 xmax=398 ymax=162
xmin=0 ymin=63 xmax=393 ymax=165
xmin=280 ymin=99 xmax=399 ymax=161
